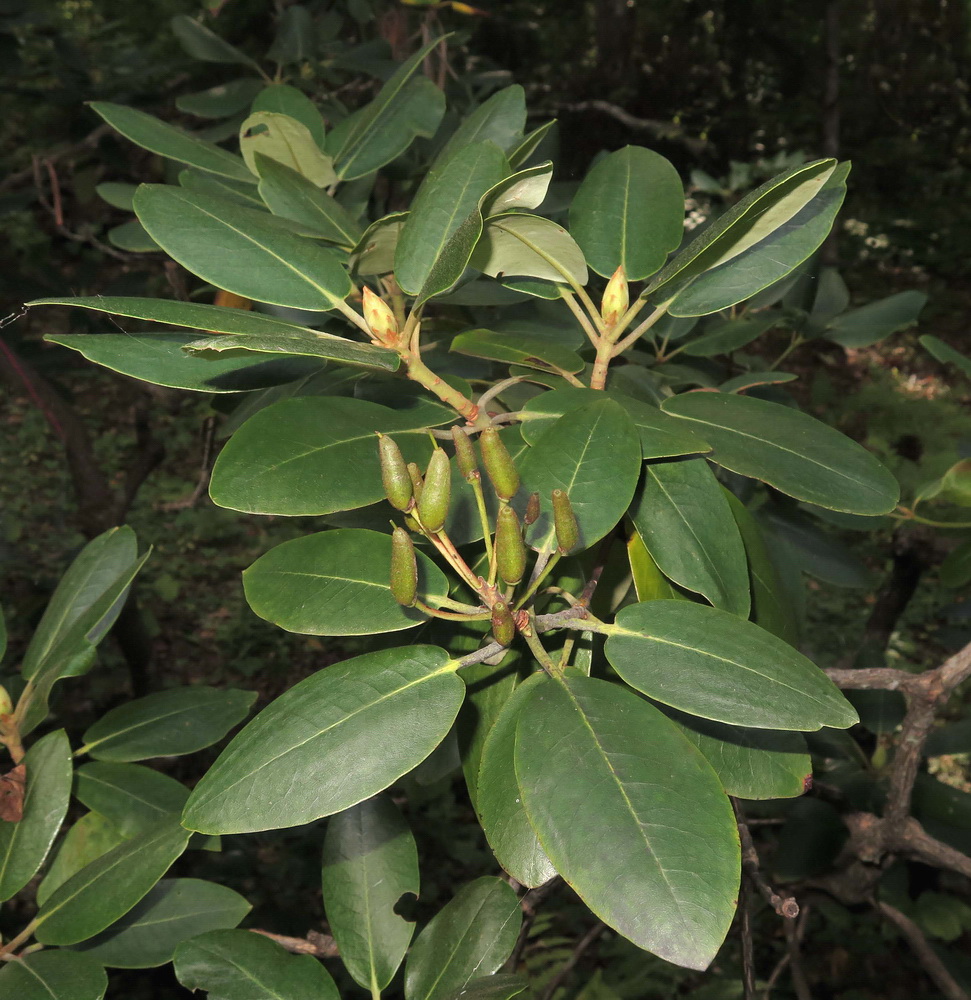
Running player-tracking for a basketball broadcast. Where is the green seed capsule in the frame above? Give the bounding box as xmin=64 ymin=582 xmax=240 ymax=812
xmin=418 ymin=448 xmax=451 ymax=533
xmin=378 ymin=434 xmax=412 ymax=512
xmin=390 ymin=527 xmax=418 ymax=607
xmin=407 ymin=463 xmax=424 ymax=503
xmin=552 ymin=489 xmax=580 ymax=554
xmin=451 ymin=425 xmax=478 ymax=480
xmin=491 ymin=600 xmax=516 ymax=647
xmin=495 ymin=504 xmax=526 ymax=585
xmin=524 ymin=491 xmax=540 ymax=526
xmin=479 ymin=426 xmax=520 ymax=501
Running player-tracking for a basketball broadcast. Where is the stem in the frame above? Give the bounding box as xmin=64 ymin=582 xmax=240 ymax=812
xmin=0 ymin=920 xmax=37 ymax=958
xmin=894 ymin=507 xmax=971 ymax=529
xmin=471 ymin=478 xmax=494 ymax=568
xmin=429 ymin=530 xmax=483 ymax=593
xmin=769 ymin=333 xmax=804 ymax=371
xmin=558 ymin=633 xmax=577 ymax=670
xmin=611 ymin=298 xmax=674 ymax=356
xmin=436 ymin=595 xmax=489 ymax=614
xmin=561 ymin=289 xmax=601 ymax=346
xmin=334 ymin=299 xmax=373 ymax=336
xmin=522 ymin=617 xmax=559 ymax=674
xmin=514 ymin=552 xmax=561 ymax=610
xmin=404 ymin=351 xmax=486 ymax=427
xmin=590 ymin=338 xmax=613 ymax=390
xmin=414 ymin=600 xmax=490 ymax=622
xmin=477 ymin=376 xmax=526 ymax=416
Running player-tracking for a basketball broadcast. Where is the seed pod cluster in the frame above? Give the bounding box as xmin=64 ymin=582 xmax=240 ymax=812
xmin=418 ymin=448 xmax=451 ymax=533
xmin=479 ymin=426 xmax=520 ymax=501
xmin=495 ymin=505 xmax=526 ymax=585
xmin=451 ymin=426 xmax=478 ymax=480
xmin=378 ymin=434 xmax=412 ymax=512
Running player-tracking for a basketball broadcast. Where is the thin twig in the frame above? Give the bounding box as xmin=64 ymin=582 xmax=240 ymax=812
xmin=740 ymin=872 xmax=756 ymax=1000
xmin=250 ymin=929 xmax=339 ymax=959
xmin=737 ymin=816 xmax=799 ymax=920
xmin=541 ymin=920 xmax=605 ymax=1000
xmin=506 ymin=877 xmax=562 ymax=973
xmin=876 ymin=902 xmax=968 ymax=1000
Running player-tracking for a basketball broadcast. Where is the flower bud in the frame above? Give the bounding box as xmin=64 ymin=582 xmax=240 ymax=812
xmin=552 ymin=489 xmax=580 ymax=555
xmin=479 ymin=426 xmax=520 ymax=501
xmin=390 ymin=527 xmax=418 ymax=606
xmin=495 ymin=505 xmax=526 ymax=585
xmin=601 ymin=265 xmax=629 ymax=329
xmin=362 ymin=286 xmax=399 ymax=346
xmin=491 ymin=600 xmax=516 ymax=647
xmin=0 ymin=685 xmax=12 ymax=717
xmin=417 ymin=448 xmax=451 ymax=534
xmin=524 ymin=492 xmax=540 ymax=526
xmin=451 ymin=425 xmax=478 ymax=480
xmin=378 ymin=434 xmax=412 ymax=512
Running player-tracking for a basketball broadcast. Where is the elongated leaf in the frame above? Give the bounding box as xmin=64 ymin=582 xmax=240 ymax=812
xmin=252 ymin=85 xmax=327 ymax=147
xmin=240 ymin=112 xmax=336 ymax=186
xmin=257 ymin=155 xmax=363 ymax=247
xmin=627 ymin=531 xmax=678 ymax=602
xmin=353 ymin=212 xmax=408 ymax=275
xmin=90 ymin=102 xmax=252 ymax=182
xmin=404 ymin=878 xmax=521 ymax=1000
xmin=940 ymin=539 xmax=971 ymax=589
xmin=35 ymin=818 xmax=190 ymax=945
xmin=0 ymin=950 xmax=107 ymax=1000
xmin=477 ymin=673 xmax=556 ymax=887
xmin=171 ymin=14 xmax=261 ymax=69
xmin=661 ymin=392 xmax=899 ymax=515
xmin=335 ymin=38 xmax=447 ymax=179
xmin=666 ymin=710 xmax=810 ymax=799
xmin=186 ymin=329 xmax=396 ymax=371
xmin=183 ymin=646 xmax=464 ymax=834
xmin=680 ymin=315 xmax=776 ymax=357
xmin=445 ymin=976 xmax=527 ymax=1000
xmin=826 ymin=290 xmax=927 ymax=348
xmin=73 ymin=878 xmax=250 ymax=968
xmin=629 ymin=458 xmax=750 ymax=616
xmin=451 ymin=329 xmax=583 ymax=374
xmin=96 ymin=182 xmax=137 ymax=210
xmin=921 ymin=335 xmax=971 ymax=380
xmin=180 ymin=167 xmax=266 ymax=208
xmin=606 ymin=600 xmax=857 ymax=730
xmin=570 ymin=146 xmax=684 ymax=279
xmin=107 ymin=218 xmax=160 ymax=252
xmin=321 ymin=794 xmax=419 ymax=991
xmin=670 ymin=166 xmax=847 ymax=316
xmin=74 ymin=763 xmax=189 ymax=837
xmin=175 ymin=928 xmax=339 ymax=1000
xmin=269 ymin=5 xmax=317 ymax=63
xmin=515 ymin=674 xmax=739 ymax=970
xmin=396 ymin=142 xmax=509 ymax=299
xmin=471 ymin=214 xmax=587 ymax=286
xmin=177 ymin=78 xmax=264 ymax=119
xmin=38 ymin=813 xmax=126 ymax=907
xmin=518 ymin=399 xmax=641 ymax=552
xmin=438 ymin=85 xmax=526 ymax=164
xmin=244 ymin=528 xmax=449 ymax=635
xmin=481 ymin=163 xmax=553 ymax=217
xmin=0 ymin=730 xmax=72 ymax=901
xmin=81 ymin=687 xmax=255 ymax=762
xmin=133 ymin=185 xmax=352 ymax=311
xmin=45 ymin=334 xmax=325 ymax=393
xmin=508 ymin=120 xmax=556 ymax=169
xmin=210 ymin=396 xmax=442 ymax=515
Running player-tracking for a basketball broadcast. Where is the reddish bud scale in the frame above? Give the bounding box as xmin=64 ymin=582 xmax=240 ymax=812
xmin=362 ymin=286 xmax=399 ymax=346
xmin=479 ymin=426 xmax=520 ymax=501
xmin=495 ymin=505 xmax=526 ymax=585
xmin=491 ymin=601 xmax=516 ymax=647
xmin=417 ymin=449 xmax=451 ymax=533
xmin=552 ymin=489 xmax=580 ymax=554
xmin=390 ymin=527 xmax=418 ymax=607
xmin=451 ymin=426 xmax=478 ymax=479
xmin=524 ymin=492 xmax=540 ymax=526
xmin=378 ymin=434 xmax=412 ymax=512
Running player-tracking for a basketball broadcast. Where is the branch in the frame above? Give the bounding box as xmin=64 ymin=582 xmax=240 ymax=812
xmin=249 ymin=929 xmax=338 ymax=959
xmin=540 ymin=920 xmax=605 ymax=1000
xmin=875 ymin=903 xmax=968 ymax=1000
xmin=552 ymin=100 xmax=709 ymax=154
xmin=737 ymin=818 xmax=799 ymax=919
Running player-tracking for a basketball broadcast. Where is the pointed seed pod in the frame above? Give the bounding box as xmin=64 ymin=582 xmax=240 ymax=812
xmin=495 ymin=504 xmax=527 ymax=585
xmin=491 ymin=600 xmax=516 ymax=647
xmin=552 ymin=489 xmax=580 ymax=554
xmin=479 ymin=426 xmax=520 ymax=501
xmin=524 ymin=491 xmax=540 ymax=526
xmin=451 ymin=425 xmax=478 ymax=480
xmin=417 ymin=448 xmax=451 ymax=533
xmin=407 ymin=463 xmax=424 ymax=504
xmin=390 ymin=527 xmax=418 ymax=607
xmin=601 ymin=265 xmax=629 ymax=328
xmin=378 ymin=433 xmax=412 ymax=511
xmin=362 ymin=286 xmax=399 ymax=346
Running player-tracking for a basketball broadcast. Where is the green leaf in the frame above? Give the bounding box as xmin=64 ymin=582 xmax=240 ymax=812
xmin=719 ymin=371 xmax=797 ymax=393
xmin=480 ymin=162 xmax=553 ymax=217
xmin=679 ymin=315 xmax=776 ymax=357
xmin=171 ymin=14 xmax=261 ymax=69
xmin=629 ymin=458 xmax=750 ymax=616
xmin=515 ymin=674 xmax=739 ymax=970
xmin=38 ymin=812 xmax=126 ymax=907
xmin=253 ymin=85 xmax=326 ymax=147
xmin=470 ymin=214 xmax=587 ymax=286
xmin=518 ymin=399 xmax=642 ymax=552
xmin=664 ymin=708 xmax=810 ymax=799
xmin=257 ymin=155 xmax=364 ymax=247
xmin=72 ymin=878 xmax=250 ymax=968
xmin=269 ymin=5 xmax=317 ymax=63
xmin=180 ymin=167 xmax=266 ymax=208
xmin=321 ymin=794 xmax=419 ymax=992
xmin=35 ymin=819 xmax=191 ymax=946
xmin=244 ymin=528 xmax=449 ymax=636
xmin=670 ymin=166 xmax=847 ymax=316
xmin=209 ymin=396 xmax=442 ymax=515
xmin=186 ymin=329 xmax=396 ymax=372
xmin=177 ymin=78 xmax=264 ymax=119
xmin=773 ymin=799 xmax=847 ymax=880
xmin=74 ymin=763 xmax=189 ymax=837
xmin=606 ymin=600 xmax=858 ymax=730
xmin=45 ymin=334 xmax=325 ymax=393
xmin=570 ymin=146 xmax=684 ymax=280
xmin=404 ymin=877 xmax=522 ymax=1000
xmin=95 ymin=182 xmax=137 ymax=210
xmin=921 ymin=335 xmax=971 ymax=380
xmin=507 ymin=120 xmax=556 ymax=169
xmin=0 ymin=730 xmax=72 ymax=901
xmin=648 ymin=159 xmax=837 ymax=301
xmin=335 ymin=38 xmax=447 ymax=180
xmin=940 ymin=539 xmax=971 ymax=588
xmin=175 ymin=928 xmax=339 ymax=1000
xmin=90 ymin=102 xmax=252 ymax=182
xmin=240 ymin=112 xmax=336 ymax=186
xmin=662 ymin=392 xmax=899 ymax=515
xmin=395 ymin=142 xmax=509 ymax=301
xmin=182 ymin=646 xmax=464 ymax=834
xmin=133 ymin=185 xmax=352 ymax=311
xmin=444 ymin=976 xmax=527 ymax=1000
xmin=451 ymin=329 xmax=583 ymax=374
xmin=825 ymin=290 xmax=927 ymax=348
xmin=0 ymin=950 xmax=107 ymax=1000
xmin=437 ymin=85 xmax=526 ymax=164
xmin=627 ymin=531 xmax=678 ymax=602
xmin=477 ymin=673 xmax=556 ymax=887
xmin=353 ymin=213 xmax=408 ymax=275
xmin=107 ymin=218 xmax=160 ymax=252
xmin=80 ymin=686 xmax=255 ymax=762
